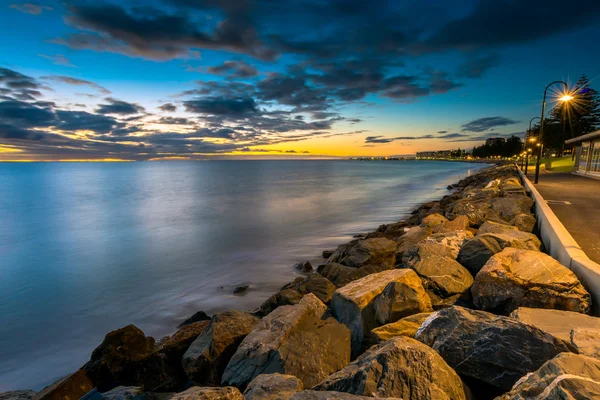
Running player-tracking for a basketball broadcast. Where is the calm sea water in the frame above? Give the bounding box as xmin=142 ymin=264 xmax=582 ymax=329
xmin=0 ymin=160 xmax=485 ymax=391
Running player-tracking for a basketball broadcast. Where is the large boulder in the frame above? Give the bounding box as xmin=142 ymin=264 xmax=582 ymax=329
xmin=446 ymin=198 xmax=497 ymax=227
xmin=370 ymin=312 xmax=433 ymax=342
xmin=497 ymin=353 xmax=600 ymax=400
xmin=257 ymin=289 xmax=304 ymax=316
xmin=472 ymin=248 xmax=591 ymax=314
xmin=244 ymin=374 xmax=303 ymax=400
xmin=169 ymin=387 xmax=243 ymax=400
xmin=510 ymin=307 xmax=600 ymax=342
xmin=420 ymin=213 xmax=448 ymax=231
xmin=83 ymin=325 xmax=156 ymax=391
xmin=372 ymin=269 xmax=432 ymax=324
xmin=182 ymin=311 xmax=259 ymax=386
xmin=510 ymin=213 xmax=537 ymax=233
xmin=415 ymin=306 xmax=576 ymax=391
xmin=457 ymin=231 xmax=541 ymax=275
xmin=281 ymin=274 xmax=336 ymax=304
xmin=32 ymin=370 xmax=93 ymax=400
xmin=477 ymin=220 xmax=518 ymax=235
xmin=313 ymin=337 xmax=468 ymax=400
xmin=571 ymin=328 xmax=600 ymax=359
xmin=328 ymin=238 xmax=397 ymax=269
xmin=422 ymin=230 xmax=474 ymax=259
xmin=331 ymin=269 xmax=429 ymax=357
xmin=402 ymin=243 xmax=473 ymax=307
xmin=222 ymin=294 xmax=350 ymax=389
xmin=291 ymin=391 xmax=402 ymax=400
xmin=395 ymin=226 xmax=432 ymax=259
xmin=317 ymin=263 xmax=387 ymax=288
xmin=491 ymin=196 xmax=534 ymax=222
xmin=438 ymin=215 xmax=470 ymax=233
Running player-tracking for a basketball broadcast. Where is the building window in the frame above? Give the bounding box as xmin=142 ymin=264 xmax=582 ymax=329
xmin=590 ymin=141 xmax=600 ymax=175
xmin=579 ymin=142 xmax=590 ymax=171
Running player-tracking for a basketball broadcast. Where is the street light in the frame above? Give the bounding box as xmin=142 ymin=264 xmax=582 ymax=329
xmin=525 ymin=116 xmax=541 ymax=174
xmin=534 ymin=81 xmax=572 ymax=184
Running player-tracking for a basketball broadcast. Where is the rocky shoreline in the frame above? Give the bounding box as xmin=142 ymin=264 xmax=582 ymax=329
xmin=3 ymin=165 xmax=600 ymax=400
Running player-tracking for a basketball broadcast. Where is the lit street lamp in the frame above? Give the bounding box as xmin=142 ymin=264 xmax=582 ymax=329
xmin=525 ymin=116 xmax=541 ymax=174
xmin=534 ymin=81 xmax=572 ymax=184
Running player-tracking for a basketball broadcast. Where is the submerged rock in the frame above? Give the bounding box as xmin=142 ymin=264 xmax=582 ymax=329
xmin=293 ymin=261 xmax=313 ymax=273
xmin=182 ymin=311 xmax=259 ymax=386
xmin=313 ymin=337 xmax=467 ymax=400
xmin=472 ymin=248 xmax=591 ymax=314
xmin=497 ymin=353 xmax=600 ymax=400
xmin=233 ymin=285 xmax=249 ymax=294
xmin=243 ymin=373 xmax=303 ymax=400
xmin=222 ymin=294 xmax=350 ymax=390
xmin=415 ymin=306 xmax=576 ymax=391
xmin=178 ymin=311 xmax=210 ymax=328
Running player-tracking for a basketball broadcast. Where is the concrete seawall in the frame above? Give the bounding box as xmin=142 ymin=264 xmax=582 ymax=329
xmin=519 ymin=168 xmax=600 ymax=316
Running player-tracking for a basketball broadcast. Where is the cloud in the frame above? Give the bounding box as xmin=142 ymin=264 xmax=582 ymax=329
xmin=183 ymin=97 xmax=258 ymax=116
xmin=457 ymin=54 xmax=501 ymax=78
xmin=38 ymin=54 xmax=76 ymax=68
xmin=96 ymin=97 xmax=145 ymax=115
xmin=9 ymin=3 xmax=52 ymax=15
xmin=158 ymin=103 xmax=177 ymax=112
xmin=41 ymin=76 xmax=110 ymax=94
xmin=207 ymin=60 xmax=259 ymax=78
xmin=461 ymin=116 xmax=519 ymax=132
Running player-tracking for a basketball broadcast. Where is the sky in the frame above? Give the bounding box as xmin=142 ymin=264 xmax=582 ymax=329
xmin=1 ymin=0 xmax=600 ymax=161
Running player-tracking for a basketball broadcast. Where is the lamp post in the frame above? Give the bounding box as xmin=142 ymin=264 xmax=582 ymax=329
xmin=534 ymin=81 xmax=571 ymax=184
xmin=525 ymin=116 xmax=541 ymax=175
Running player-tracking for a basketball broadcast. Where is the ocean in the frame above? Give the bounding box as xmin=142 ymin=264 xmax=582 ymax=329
xmin=0 ymin=160 xmax=485 ymax=391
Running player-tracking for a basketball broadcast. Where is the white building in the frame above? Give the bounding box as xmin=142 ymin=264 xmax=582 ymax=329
xmin=566 ymin=130 xmax=600 ymax=179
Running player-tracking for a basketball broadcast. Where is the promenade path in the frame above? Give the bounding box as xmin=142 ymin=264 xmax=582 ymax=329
xmin=525 ymin=169 xmax=600 ymax=264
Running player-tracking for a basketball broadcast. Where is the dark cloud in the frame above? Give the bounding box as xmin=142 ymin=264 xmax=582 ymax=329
xmin=96 ymin=97 xmax=145 ymax=115
xmin=55 ymin=110 xmax=126 ymax=134
xmin=38 ymin=54 xmax=76 ymax=68
xmin=461 ymin=117 xmax=519 ymax=133
xmin=9 ymin=3 xmax=52 ymax=15
xmin=42 ymin=76 xmax=110 ymax=94
xmin=158 ymin=103 xmax=177 ymax=112
xmin=183 ymin=97 xmax=258 ymax=116
xmin=207 ymin=60 xmax=259 ymax=78
xmin=156 ymin=116 xmax=193 ymax=125
xmin=457 ymin=54 xmax=501 ymax=78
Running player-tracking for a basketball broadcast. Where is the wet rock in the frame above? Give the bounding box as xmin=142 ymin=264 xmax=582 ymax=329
xmin=317 ymin=263 xmax=386 ymax=288
xmin=415 ymin=306 xmax=576 ymax=391
xmin=83 ymin=325 xmax=156 ymax=391
xmin=370 ymin=312 xmax=433 ymax=342
xmin=222 ymin=294 xmax=350 ymax=390
xmin=293 ymin=261 xmax=313 ymax=273
xmin=372 ymin=269 xmax=432 ymax=324
xmin=472 ymin=248 xmax=591 ymax=314
xmin=336 ymin=238 xmax=398 ymax=268
xmin=457 ymin=231 xmax=541 ymax=275
xmin=291 ymin=391 xmax=401 ymax=400
xmin=0 ymin=392 xmax=36 ymax=400
xmin=243 ymin=374 xmax=303 ymax=400
xmin=281 ymin=274 xmax=336 ymax=304
xmin=169 ymin=387 xmax=243 ymax=400
xmin=322 ymin=250 xmax=335 ymax=259
xmin=510 ymin=213 xmax=537 ymax=233
xmin=491 ymin=196 xmax=534 ymax=222
xmin=313 ymin=337 xmax=467 ymax=400
xmin=510 ymin=307 xmax=600 ymax=342
xmin=331 ymin=269 xmax=430 ymax=357
xmin=234 ymin=285 xmax=249 ymax=294
xmin=31 ymin=370 xmax=93 ymax=400
xmin=178 ymin=311 xmax=210 ymax=328
xmin=497 ymin=353 xmax=600 ymax=400
xmin=182 ymin=311 xmax=259 ymax=386
xmin=257 ymin=289 xmax=303 ymax=316
xmin=422 ymin=230 xmax=474 ymax=259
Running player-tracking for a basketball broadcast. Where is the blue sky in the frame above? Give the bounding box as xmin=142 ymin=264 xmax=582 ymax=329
xmin=1 ymin=0 xmax=600 ymax=160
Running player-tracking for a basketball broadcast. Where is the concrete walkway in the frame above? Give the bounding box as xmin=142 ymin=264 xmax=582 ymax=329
xmin=524 ymin=169 xmax=600 ymax=264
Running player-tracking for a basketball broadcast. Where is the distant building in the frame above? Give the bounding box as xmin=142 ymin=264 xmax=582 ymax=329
xmin=566 ymin=130 xmax=600 ymax=179
xmin=485 ymin=137 xmax=506 ymax=146
xmin=416 ymin=150 xmax=452 ymax=159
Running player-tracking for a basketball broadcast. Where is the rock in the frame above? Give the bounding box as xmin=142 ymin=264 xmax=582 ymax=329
xmin=182 ymin=311 xmax=259 ymax=386
xmin=415 ymin=306 xmax=576 ymax=391
xmin=234 ymin=285 xmax=249 ymax=294
xmin=372 ymin=269 xmax=432 ymax=324
xmin=0 ymin=392 xmax=36 ymax=400
xmin=322 ymin=250 xmax=334 ymax=258
xmin=331 ymin=269 xmax=430 ymax=357
xmin=422 ymin=230 xmax=474 ymax=259
xmin=510 ymin=213 xmax=537 ymax=233
xmin=222 ymin=294 xmax=350 ymax=390
xmin=491 ymin=196 xmax=534 ymax=222
xmin=438 ymin=215 xmax=470 ymax=233
xmin=337 ymin=238 xmax=398 ymax=268
xmin=472 ymin=248 xmax=591 ymax=314
xmin=169 ymin=387 xmax=243 ymax=400
xmin=178 ymin=311 xmax=210 ymax=328
xmin=32 ymin=370 xmax=94 ymax=400
xmin=571 ymin=328 xmax=600 ymax=359
xmin=291 ymin=391 xmax=401 ymax=399
xmin=83 ymin=325 xmax=156 ymax=391
xmin=243 ymin=374 xmax=303 ymax=400
xmin=446 ymin=198 xmax=498 ymax=227
xmin=281 ymin=274 xmax=336 ymax=304
xmin=457 ymin=231 xmax=541 ymax=275
xmin=395 ymin=226 xmax=432 ymax=259
xmin=313 ymin=337 xmax=467 ymax=400
xmin=402 ymin=243 xmax=473 ymax=305
xmin=100 ymin=386 xmax=144 ymax=400
xmin=499 ymin=177 xmax=527 ymax=196
xmin=510 ymin=307 xmax=600 ymax=342
xmin=370 ymin=312 xmax=433 ymax=342
xmin=477 ymin=220 xmax=518 ymax=234
xmin=317 ymin=263 xmax=386 ymax=288
xmin=420 ymin=213 xmax=448 ymax=230
xmin=136 ymin=321 xmax=210 ymax=391
xmin=257 ymin=289 xmax=303 ymax=316
xmin=497 ymin=353 xmax=600 ymax=400
xmin=293 ymin=261 xmax=313 ymax=273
